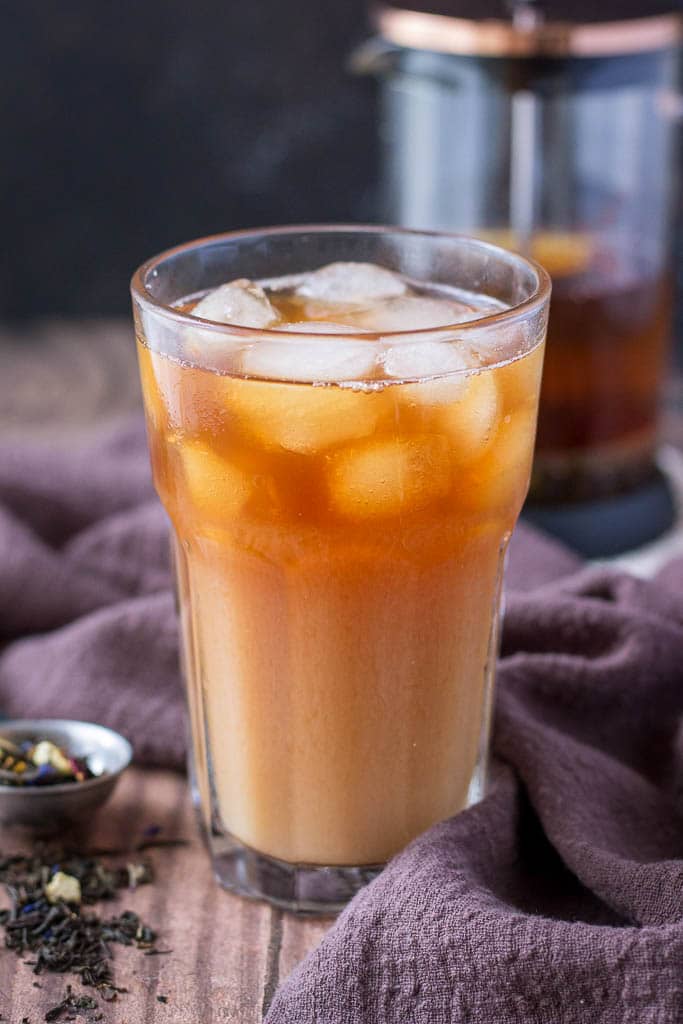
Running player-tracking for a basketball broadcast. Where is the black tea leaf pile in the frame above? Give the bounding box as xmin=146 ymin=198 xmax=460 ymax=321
xmin=0 ymin=845 xmax=162 ymax=1016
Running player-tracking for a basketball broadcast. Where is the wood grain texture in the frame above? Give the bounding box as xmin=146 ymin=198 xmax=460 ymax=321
xmin=0 ymin=768 xmax=330 ymax=1023
xmin=0 ymin=320 xmax=141 ymax=441
xmin=279 ymin=914 xmax=334 ymax=985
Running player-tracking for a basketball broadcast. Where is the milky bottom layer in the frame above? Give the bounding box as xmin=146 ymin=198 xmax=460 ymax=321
xmin=177 ymin=525 xmax=505 ymax=867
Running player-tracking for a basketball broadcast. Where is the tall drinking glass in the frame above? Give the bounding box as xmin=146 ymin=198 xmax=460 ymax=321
xmin=131 ymin=226 xmax=550 ymax=912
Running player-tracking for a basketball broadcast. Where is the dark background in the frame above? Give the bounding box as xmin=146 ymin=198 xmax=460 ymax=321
xmin=1 ymin=0 xmax=377 ymax=319
xmin=1 ymin=0 xmax=681 ymax=344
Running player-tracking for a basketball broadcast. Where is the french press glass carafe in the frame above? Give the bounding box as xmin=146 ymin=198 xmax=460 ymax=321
xmin=356 ymin=0 xmax=682 ymax=552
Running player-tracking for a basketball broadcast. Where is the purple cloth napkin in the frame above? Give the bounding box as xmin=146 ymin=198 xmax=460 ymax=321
xmin=3 ymin=419 xmax=682 ymax=1021
xmin=0 ymin=419 xmax=184 ymax=767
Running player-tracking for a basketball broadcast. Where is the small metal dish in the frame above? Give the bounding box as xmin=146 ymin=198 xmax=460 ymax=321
xmin=0 ymin=719 xmax=132 ymax=831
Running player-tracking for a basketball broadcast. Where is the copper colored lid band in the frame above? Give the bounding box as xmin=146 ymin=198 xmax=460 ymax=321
xmin=373 ymin=5 xmax=683 ymax=57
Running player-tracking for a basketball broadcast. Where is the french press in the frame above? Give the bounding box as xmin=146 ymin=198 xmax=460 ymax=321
xmin=355 ymin=0 xmax=682 ymax=556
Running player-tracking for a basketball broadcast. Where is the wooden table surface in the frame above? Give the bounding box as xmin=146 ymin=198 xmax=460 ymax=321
xmin=0 ymin=768 xmax=331 ymax=1024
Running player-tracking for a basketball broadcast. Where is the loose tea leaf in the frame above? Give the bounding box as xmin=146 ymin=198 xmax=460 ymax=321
xmin=0 ymin=846 xmax=156 ymax=995
xmin=45 ymin=985 xmax=98 ymax=1022
xmin=0 ymin=738 xmax=95 ymax=788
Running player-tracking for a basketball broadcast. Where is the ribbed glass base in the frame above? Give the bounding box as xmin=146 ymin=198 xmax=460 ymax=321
xmin=209 ymin=828 xmax=382 ymax=915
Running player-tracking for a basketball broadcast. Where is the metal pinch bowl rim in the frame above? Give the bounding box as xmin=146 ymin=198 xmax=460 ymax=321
xmin=0 ymin=719 xmax=133 ymax=798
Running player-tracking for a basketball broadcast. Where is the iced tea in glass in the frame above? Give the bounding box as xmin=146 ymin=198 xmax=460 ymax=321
xmin=131 ymin=227 xmax=550 ymax=911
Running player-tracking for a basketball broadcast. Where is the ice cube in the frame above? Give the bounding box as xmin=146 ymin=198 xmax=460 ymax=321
xmin=495 ymin=344 xmax=544 ymax=414
xmin=137 ymin=344 xmax=233 ymax=437
xmin=296 ymin=262 xmax=407 ymax=303
xmin=383 ymin=339 xmax=472 ymax=380
xmin=183 ymin=279 xmax=278 ymax=372
xmin=138 ymin=342 xmax=202 ymax=433
xmin=276 ymin=321 xmax=366 ymax=334
xmin=137 ymin=343 xmax=167 ymax=431
xmin=227 ymin=377 xmax=381 ymax=455
xmin=328 ymin=436 xmax=451 ymax=520
xmin=383 ymin=339 xmax=481 ymax=407
xmin=347 ymin=295 xmax=475 ymax=333
xmin=466 ymin=323 xmax=527 ymax=364
xmin=241 ymin=330 xmax=377 ymax=384
xmin=438 ymin=371 xmax=500 ymax=464
xmin=180 ymin=443 xmax=251 ymax=521
xmin=192 ymin=279 xmax=278 ymax=328
xmin=462 ymin=408 xmax=536 ymax=517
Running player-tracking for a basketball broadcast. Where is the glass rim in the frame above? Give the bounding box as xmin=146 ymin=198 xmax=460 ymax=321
xmin=130 ymin=223 xmax=552 ymax=340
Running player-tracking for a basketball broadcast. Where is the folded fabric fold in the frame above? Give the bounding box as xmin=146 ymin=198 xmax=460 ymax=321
xmin=0 ymin=419 xmax=185 ymax=767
